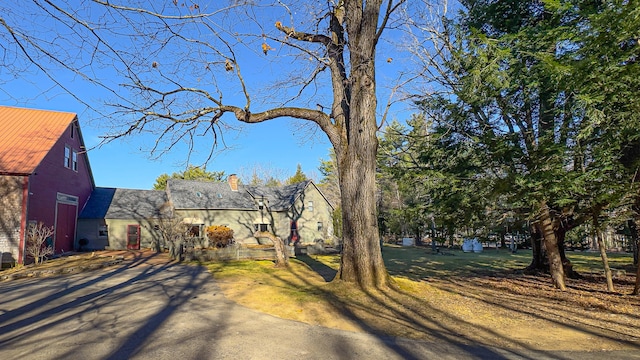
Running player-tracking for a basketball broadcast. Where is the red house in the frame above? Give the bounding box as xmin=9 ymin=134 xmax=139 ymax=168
xmin=0 ymin=106 xmax=94 ymax=265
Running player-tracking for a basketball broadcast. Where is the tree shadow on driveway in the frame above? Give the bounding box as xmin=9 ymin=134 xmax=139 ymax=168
xmin=0 ymin=252 xmax=229 ymax=359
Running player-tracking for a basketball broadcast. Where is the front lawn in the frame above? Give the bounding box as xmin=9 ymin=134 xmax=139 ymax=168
xmin=208 ymin=246 xmax=640 ymax=352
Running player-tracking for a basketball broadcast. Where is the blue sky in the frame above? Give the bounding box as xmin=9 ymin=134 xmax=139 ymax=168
xmin=1 ymin=1 xmax=419 ymax=189
xmin=2 ymin=76 xmax=334 ymax=189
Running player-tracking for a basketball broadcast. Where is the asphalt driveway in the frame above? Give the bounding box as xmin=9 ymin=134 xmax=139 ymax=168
xmin=1 ymin=254 xmax=638 ymax=360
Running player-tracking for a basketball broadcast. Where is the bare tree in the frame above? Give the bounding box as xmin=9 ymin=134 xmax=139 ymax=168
xmin=25 ymin=222 xmax=55 ymax=265
xmin=156 ymin=202 xmax=190 ymax=259
xmin=0 ymin=0 xmax=423 ymax=288
xmin=254 ymin=231 xmax=289 ymax=268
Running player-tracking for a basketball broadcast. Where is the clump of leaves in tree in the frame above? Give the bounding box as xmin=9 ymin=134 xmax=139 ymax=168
xmin=206 ymin=225 xmax=234 ymax=248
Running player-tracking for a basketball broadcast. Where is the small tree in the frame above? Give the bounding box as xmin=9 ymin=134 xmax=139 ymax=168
xmin=156 ymin=202 xmax=190 ymax=259
xmin=254 ymin=231 xmax=289 ymax=269
xmin=25 ymin=222 xmax=54 ymax=265
xmin=205 ymin=225 xmax=234 ymax=248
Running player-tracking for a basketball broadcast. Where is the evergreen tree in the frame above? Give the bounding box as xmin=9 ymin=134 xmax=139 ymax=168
xmin=153 ymin=165 xmax=225 ymax=190
xmin=286 ymin=164 xmax=309 ymax=185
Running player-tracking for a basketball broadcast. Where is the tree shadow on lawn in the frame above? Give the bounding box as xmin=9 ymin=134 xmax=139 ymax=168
xmin=262 ymin=254 xmax=640 ymax=358
xmin=273 ymin=256 xmax=570 ymax=360
xmin=296 ymin=254 xmax=337 ymax=282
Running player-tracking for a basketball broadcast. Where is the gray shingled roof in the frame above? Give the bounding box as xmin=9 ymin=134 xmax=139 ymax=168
xmin=167 ymin=179 xmax=311 ymax=211
xmin=246 ymin=181 xmax=310 ymax=211
xmin=167 ymin=179 xmax=256 ymax=210
xmin=80 ymin=187 xmax=168 ymax=219
xmin=80 ymin=180 xmax=318 ymax=219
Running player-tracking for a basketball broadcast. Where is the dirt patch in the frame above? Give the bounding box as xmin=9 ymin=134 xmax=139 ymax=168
xmin=0 ymin=250 xmax=174 ymax=281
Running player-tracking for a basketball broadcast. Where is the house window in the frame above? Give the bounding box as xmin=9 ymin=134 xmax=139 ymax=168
xmin=307 ymin=201 xmax=314 ymax=211
xmin=317 ymin=222 xmax=323 ymax=231
xmin=64 ymin=146 xmax=78 ymax=171
xmin=98 ymin=225 xmax=108 ymax=237
xmin=72 ymin=150 xmax=78 ymax=171
xmin=70 ymin=124 xmax=75 ymax=138
xmin=254 ymin=224 xmax=269 ymax=232
xmin=189 ymin=225 xmax=201 ymax=237
xmin=64 ymin=146 xmax=71 ymax=168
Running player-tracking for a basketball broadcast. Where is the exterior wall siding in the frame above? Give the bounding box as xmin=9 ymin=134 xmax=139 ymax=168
xmin=174 ymin=209 xmax=261 ymax=245
xmin=104 ymin=219 xmax=162 ymax=250
xmin=27 ymin=122 xmax=93 ymax=253
xmin=288 ymin=185 xmax=335 ymax=245
xmin=78 ymin=218 xmax=162 ymax=250
xmin=0 ymin=175 xmax=24 ymax=265
xmin=76 ymin=219 xmax=110 ymax=250
xmin=174 ymin=186 xmax=334 ymax=248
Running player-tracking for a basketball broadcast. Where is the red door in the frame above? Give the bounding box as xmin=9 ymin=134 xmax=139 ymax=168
xmin=290 ymin=221 xmax=299 ymax=244
xmin=55 ymin=203 xmax=77 ymax=253
xmin=127 ymin=225 xmax=141 ymax=250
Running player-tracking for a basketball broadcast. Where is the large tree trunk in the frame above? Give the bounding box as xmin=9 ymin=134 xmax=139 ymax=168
xmin=539 ymin=202 xmax=566 ymax=290
xmin=329 ymin=0 xmax=389 ymax=289
xmin=335 ymin=151 xmax=389 ymax=287
xmin=527 ymin=214 xmax=578 ymax=281
xmin=528 ymin=222 xmax=546 ymax=271
xmin=334 ymin=99 xmax=389 ymax=287
xmin=556 ymin=225 xmax=578 ymax=278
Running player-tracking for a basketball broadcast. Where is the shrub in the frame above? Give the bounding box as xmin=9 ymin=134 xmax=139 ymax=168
xmin=205 ymin=225 xmax=234 ymax=248
xmin=26 ymin=222 xmax=55 ymax=265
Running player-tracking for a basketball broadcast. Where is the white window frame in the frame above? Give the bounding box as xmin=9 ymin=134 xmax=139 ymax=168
xmin=71 ymin=150 xmax=78 ymax=171
xmin=64 ymin=145 xmax=71 ymax=168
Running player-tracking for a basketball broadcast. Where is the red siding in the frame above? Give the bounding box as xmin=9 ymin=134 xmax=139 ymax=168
xmin=27 ymin=122 xmax=93 ymax=253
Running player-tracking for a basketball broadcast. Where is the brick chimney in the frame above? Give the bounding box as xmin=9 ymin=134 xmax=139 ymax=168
xmin=228 ymin=174 xmax=239 ymax=191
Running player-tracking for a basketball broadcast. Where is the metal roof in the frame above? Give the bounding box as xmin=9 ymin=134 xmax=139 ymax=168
xmin=0 ymin=106 xmax=77 ymax=175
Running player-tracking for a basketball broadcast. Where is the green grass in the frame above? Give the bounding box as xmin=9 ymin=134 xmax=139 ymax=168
xmin=565 ymin=251 xmax=634 ymax=273
xmin=207 ymin=260 xmax=279 ymax=279
xmin=382 ymin=246 xmax=532 ymax=279
xmin=308 ymin=245 xmax=636 ymax=280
